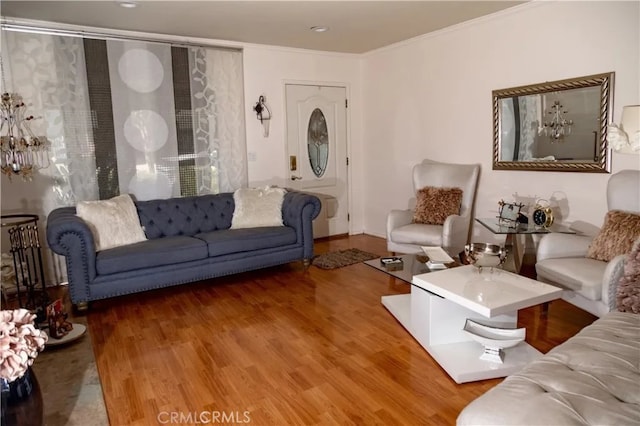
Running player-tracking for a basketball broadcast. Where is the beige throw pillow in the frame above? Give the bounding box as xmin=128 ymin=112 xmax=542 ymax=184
xmin=231 ymin=186 xmax=287 ymax=229
xmin=413 ymin=186 xmax=463 ymax=225
xmin=76 ymin=194 xmax=147 ymax=251
xmin=587 ymin=210 xmax=640 ymax=262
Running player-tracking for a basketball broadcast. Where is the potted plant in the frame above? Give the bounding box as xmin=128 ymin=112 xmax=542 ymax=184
xmin=0 ymin=308 xmax=48 ymax=425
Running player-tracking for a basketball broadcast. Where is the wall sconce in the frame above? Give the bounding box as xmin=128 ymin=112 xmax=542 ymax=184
xmin=253 ymin=95 xmax=271 ymax=137
xmin=607 ymin=105 xmax=640 ymax=154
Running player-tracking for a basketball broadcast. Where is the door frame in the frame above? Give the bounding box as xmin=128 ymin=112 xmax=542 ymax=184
xmin=283 ymin=79 xmax=352 ymax=235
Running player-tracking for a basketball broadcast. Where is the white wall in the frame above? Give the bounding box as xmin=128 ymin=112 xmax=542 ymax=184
xmin=242 ymin=44 xmax=363 ymax=233
xmin=361 ymin=1 xmax=640 ymax=244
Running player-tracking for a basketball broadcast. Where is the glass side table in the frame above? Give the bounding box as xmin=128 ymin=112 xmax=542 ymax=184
xmin=475 ymin=218 xmax=576 ymax=273
xmin=1 ymin=214 xmax=49 ymax=323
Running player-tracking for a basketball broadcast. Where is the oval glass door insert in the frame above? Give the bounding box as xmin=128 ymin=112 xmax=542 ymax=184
xmin=307 ymin=108 xmax=329 ymax=177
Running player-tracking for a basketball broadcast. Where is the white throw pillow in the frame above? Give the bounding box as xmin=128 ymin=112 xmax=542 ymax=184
xmin=76 ymin=194 xmax=147 ymax=251
xmin=231 ymin=186 xmax=287 ymax=229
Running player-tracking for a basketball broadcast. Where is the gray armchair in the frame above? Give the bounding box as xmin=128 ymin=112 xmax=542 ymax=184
xmin=536 ymin=170 xmax=640 ymax=317
xmin=386 ymin=159 xmax=480 ymax=255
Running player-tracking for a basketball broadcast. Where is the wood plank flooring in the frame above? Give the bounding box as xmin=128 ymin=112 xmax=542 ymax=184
xmin=87 ymin=234 xmax=596 ymax=425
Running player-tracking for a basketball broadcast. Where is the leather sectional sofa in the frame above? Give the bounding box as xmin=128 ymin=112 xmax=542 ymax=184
xmin=47 ymin=191 xmax=320 ymax=310
xmin=457 ymin=311 xmax=640 ymax=425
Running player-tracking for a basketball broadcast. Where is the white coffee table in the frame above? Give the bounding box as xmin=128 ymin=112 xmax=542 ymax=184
xmin=381 ymin=264 xmax=561 ymax=383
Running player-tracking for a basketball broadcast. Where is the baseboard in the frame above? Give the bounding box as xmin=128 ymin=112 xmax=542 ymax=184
xmin=314 ymin=233 xmax=349 ymax=241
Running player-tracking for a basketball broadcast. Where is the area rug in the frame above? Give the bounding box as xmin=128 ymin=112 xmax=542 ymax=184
xmin=312 ymin=248 xmax=379 ymax=269
xmin=32 ymin=292 xmax=109 ymax=426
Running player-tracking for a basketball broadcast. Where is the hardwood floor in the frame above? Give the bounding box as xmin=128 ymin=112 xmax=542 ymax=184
xmin=87 ymin=234 xmax=596 ymax=425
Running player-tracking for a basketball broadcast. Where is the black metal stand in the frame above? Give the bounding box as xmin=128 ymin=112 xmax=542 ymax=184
xmin=1 ymin=214 xmax=49 ymax=323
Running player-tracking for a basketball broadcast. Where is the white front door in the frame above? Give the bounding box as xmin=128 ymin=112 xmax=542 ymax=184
xmin=285 ymin=84 xmax=348 ymax=237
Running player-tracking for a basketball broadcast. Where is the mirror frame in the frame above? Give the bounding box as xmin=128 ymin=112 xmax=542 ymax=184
xmin=492 ymin=72 xmax=614 ymax=173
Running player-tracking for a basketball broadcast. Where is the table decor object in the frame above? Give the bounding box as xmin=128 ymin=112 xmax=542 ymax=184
xmin=46 ymin=299 xmax=73 ymax=338
xmin=44 ymin=324 xmax=86 ymax=347
xmin=464 ymin=243 xmax=508 ymax=270
xmin=532 ymin=199 xmax=554 ymax=228
xmin=497 ymin=200 xmax=525 ymax=227
xmin=380 ymin=256 xmax=404 ymax=271
xmin=463 ymin=319 xmax=526 ymax=364
xmin=380 ymin=256 xmax=403 ymax=265
xmin=44 ymin=299 xmax=88 ymax=346
xmin=421 ymin=246 xmax=455 ymax=270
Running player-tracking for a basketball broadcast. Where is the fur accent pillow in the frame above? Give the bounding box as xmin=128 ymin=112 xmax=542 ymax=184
xmin=76 ymin=194 xmax=147 ymax=251
xmin=231 ymin=186 xmax=287 ymax=229
xmin=587 ymin=210 xmax=640 ymax=262
xmin=617 ymin=238 xmax=640 ymax=314
xmin=413 ymin=186 xmax=463 ymax=225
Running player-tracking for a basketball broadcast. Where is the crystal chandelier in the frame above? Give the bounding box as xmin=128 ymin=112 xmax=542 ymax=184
xmin=542 ymin=100 xmax=573 ymax=143
xmin=0 ymin=92 xmax=49 ymax=180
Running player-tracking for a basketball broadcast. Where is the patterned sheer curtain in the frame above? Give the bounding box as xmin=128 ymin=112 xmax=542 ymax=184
xmin=517 ymin=96 xmax=540 ymax=161
xmin=499 ymin=96 xmax=541 ymax=161
xmin=2 ymin=31 xmax=99 ymax=212
xmin=2 ymin=29 xmax=247 ymax=282
xmin=3 ymin=30 xmax=246 ymax=204
xmin=191 ymin=48 xmax=247 ymax=193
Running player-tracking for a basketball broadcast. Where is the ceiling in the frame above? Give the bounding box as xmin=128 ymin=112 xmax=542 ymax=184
xmin=1 ymin=1 xmax=525 ymax=53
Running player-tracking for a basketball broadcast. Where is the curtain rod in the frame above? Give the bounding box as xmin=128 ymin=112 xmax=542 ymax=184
xmin=0 ymin=21 xmax=242 ymax=52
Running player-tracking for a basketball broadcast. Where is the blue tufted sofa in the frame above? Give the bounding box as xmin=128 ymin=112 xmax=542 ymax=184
xmin=46 ymin=191 xmax=320 ymax=310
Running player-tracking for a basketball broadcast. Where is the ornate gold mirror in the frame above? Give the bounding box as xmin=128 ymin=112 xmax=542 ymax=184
xmin=492 ymin=72 xmax=614 ymax=172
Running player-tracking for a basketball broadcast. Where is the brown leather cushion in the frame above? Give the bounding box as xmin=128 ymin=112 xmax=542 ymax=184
xmin=587 ymin=211 xmax=640 ymax=262
xmin=413 ymin=186 xmax=463 ymax=225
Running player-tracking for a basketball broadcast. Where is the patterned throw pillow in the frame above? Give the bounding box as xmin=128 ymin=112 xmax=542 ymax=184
xmin=617 ymin=238 xmax=640 ymax=314
xmin=413 ymin=186 xmax=463 ymax=225
xmin=587 ymin=211 xmax=640 ymax=262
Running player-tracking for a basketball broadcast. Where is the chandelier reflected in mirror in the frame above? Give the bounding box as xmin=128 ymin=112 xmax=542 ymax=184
xmin=541 ymin=100 xmax=573 ymax=143
xmin=0 ymin=92 xmax=49 ymax=180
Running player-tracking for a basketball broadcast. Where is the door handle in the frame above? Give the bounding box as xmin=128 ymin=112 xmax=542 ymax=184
xmin=290 ymin=175 xmax=302 ymax=181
